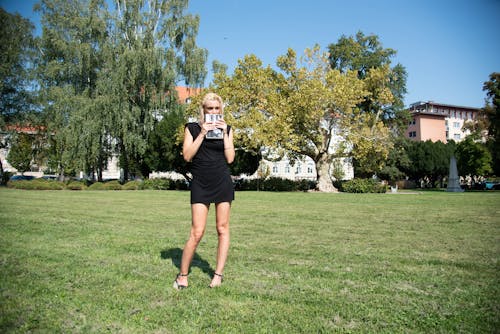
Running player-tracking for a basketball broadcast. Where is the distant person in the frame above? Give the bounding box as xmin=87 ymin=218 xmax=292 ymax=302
xmin=173 ymin=93 xmax=235 ymax=289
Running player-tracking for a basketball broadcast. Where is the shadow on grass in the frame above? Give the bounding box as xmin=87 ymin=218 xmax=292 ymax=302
xmin=160 ymin=248 xmax=214 ymax=278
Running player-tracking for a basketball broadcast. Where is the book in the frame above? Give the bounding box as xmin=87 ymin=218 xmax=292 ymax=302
xmin=205 ymin=114 xmax=224 ymax=139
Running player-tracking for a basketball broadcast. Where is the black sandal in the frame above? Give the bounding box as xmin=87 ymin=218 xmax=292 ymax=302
xmin=173 ymin=273 xmax=188 ymax=290
xmin=209 ymin=272 xmax=224 ymax=288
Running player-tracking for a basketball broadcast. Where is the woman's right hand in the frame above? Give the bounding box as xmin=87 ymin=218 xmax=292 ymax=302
xmin=201 ymin=121 xmax=216 ymax=135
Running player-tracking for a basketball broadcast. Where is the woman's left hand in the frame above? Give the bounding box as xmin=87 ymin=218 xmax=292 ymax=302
xmin=215 ymin=119 xmax=228 ymax=134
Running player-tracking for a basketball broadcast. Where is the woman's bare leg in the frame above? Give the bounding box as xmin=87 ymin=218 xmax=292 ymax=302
xmin=177 ymin=203 xmax=209 ymax=286
xmin=210 ymin=202 xmax=231 ymax=287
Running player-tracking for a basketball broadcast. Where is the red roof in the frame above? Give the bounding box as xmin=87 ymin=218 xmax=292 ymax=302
xmin=175 ymin=86 xmax=202 ymax=104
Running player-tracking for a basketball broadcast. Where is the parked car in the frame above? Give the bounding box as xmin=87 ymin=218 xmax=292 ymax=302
xmin=9 ymin=175 xmax=35 ymax=181
xmin=41 ymin=175 xmax=58 ymax=180
xmin=484 ymin=180 xmax=499 ymax=190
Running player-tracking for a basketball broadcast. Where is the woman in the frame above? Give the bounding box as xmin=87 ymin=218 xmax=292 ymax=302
xmin=173 ymin=93 xmax=235 ymax=289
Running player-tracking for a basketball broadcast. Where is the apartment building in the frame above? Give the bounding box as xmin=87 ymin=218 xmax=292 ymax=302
xmin=406 ymin=101 xmax=481 ymax=143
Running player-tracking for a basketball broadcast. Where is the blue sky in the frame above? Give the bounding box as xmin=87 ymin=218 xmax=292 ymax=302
xmin=2 ymin=0 xmax=499 ymax=108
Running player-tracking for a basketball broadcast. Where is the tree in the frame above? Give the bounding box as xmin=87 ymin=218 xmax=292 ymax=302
xmin=328 ymin=31 xmax=408 ymax=123
xmin=0 ymin=8 xmax=37 ymax=180
xmin=455 ymin=137 xmax=492 ymax=177
xmin=328 ymin=32 xmax=409 ymax=176
xmin=36 ymin=0 xmax=110 ymax=180
xmin=207 ymin=46 xmax=393 ymax=192
xmin=7 ymin=133 xmax=33 ymax=174
xmin=143 ymin=104 xmax=188 ymax=178
xmin=404 ymin=140 xmax=454 ymax=187
xmin=36 ymin=0 xmax=207 ymax=181
xmin=483 ymin=72 xmax=500 ymax=175
xmin=98 ymin=0 xmax=207 ymax=180
xmin=0 ymin=8 xmax=37 ymax=125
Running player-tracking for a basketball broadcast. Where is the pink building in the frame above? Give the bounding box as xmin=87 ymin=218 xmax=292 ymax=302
xmin=406 ymin=101 xmax=481 ymax=143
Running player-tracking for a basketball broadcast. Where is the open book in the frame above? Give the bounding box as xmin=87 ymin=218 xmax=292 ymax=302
xmin=205 ymin=114 xmax=224 ymax=139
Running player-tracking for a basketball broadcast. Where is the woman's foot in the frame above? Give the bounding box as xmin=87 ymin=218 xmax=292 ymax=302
xmin=209 ymin=272 xmax=223 ymax=288
xmin=173 ymin=273 xmax=188 ymax=290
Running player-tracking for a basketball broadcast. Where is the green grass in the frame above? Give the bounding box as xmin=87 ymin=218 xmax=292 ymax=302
xmin=0 ymin=189 xmax=499 ymax=333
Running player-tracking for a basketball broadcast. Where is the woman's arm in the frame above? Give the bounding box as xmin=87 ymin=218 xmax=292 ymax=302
xmin=183 ymin=125 xmax=210 ymax=162
xmin=223 ymin=127 xmax=235 ymax=164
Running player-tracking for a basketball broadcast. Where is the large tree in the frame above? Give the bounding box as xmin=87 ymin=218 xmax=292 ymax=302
xmin=36 ymin=0 xmax=110 ymax=180
xmin=207 ymin=46 xmax=394 ymax=192
xmin=98 ymin=0 xmax=207 ymax=180
xmin=36 ymin=0 xmax=207 ymax=181
xmin=483 ymin=72 xmax=500 ymax=175
xmin=455 ymin=136 xmax=492 ymax=177
xmin=0 ymin=8 xmax=37 ymax=181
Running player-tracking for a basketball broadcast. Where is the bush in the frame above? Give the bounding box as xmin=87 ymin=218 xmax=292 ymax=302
xmin=143 ymin=178 xmax=170 ymax=190
xmin=88 ymin=182 xmax=105 ymax=190
xmin=168 ymin=179 xmax=190 ymax=190
xmin=341 ymin=178 xmax=387 ymax=193
xmin=6 ymin=178 xmax=65 ymax=190
xmin=235 ymin=177 xmax=317 ymax=192
xmin=66 ymin=181 xmax=87 ymax=190
xmin=123 ymin=180 xmax=142 ymax=190
xmin=102 ymin=180 xmax=122 ymax=190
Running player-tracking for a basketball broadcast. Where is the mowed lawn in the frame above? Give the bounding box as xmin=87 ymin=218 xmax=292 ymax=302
xmin=0 ymin=188 xmax=498 ymax=333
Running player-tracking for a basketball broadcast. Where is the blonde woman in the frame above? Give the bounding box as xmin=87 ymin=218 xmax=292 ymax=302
xmin=173 ymin=93 xmax=235 ymax=289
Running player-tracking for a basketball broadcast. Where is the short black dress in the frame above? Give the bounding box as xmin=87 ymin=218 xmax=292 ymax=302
xmin=186 ymin=122 xmax=235 ymax=204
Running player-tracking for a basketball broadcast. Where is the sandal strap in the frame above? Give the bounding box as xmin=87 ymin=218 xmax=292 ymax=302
xmin=213 ymin=272 xmax=223 ymax=278
xmin=177 ymin=273 xmax=188 ymax=277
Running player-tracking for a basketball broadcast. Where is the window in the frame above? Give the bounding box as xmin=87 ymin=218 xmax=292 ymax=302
xmin=453 ymin=122 xmax=460 ymax=129
xmin=454 ymin=134 xmax=461 ymax=140
xmin=272 ymin=165 xmax=278 ymax=173
xmin=285 ymin=165 xmax=290 ymax=173
xmin=409 ymin=131 xmax=417 ymax=138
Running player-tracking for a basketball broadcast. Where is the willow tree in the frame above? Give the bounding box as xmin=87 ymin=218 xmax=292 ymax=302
xmin=208 ymin=46 xmax=394 ymax=192
xmin=36 ymin=0 xmax=110 ymax=180
xmin=102 ymin=0 xmax=207 ymax=179
xmin=37 ymin=0 xmax=207 ymax=180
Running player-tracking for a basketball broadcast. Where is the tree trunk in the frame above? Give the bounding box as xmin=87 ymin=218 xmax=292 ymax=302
xmin=315 ymin=154 xmax=338 ymax=193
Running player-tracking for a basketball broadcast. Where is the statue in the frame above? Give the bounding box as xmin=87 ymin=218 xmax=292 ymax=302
xmin=447 ymin=155 xmax=463 ymax=192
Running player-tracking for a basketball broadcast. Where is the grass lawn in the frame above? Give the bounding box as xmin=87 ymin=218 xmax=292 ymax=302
xmin=0 ymin=188 xmax=499 ymax=333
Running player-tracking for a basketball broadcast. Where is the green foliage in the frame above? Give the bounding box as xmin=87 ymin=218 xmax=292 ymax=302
xmin=87 ymin=182 xmax=105 ymax=190
xmin=6 ymin=133 xmax=33 ymax=174
xmin=66 ymin=180 xmax=87 ymax=190
xmin=236 ymin=177 xmax=316 ymax=192
xmin=143 ymin=106 xmax=187 ymax=177
xmin=327 ymin=31 xmax=408 ymax=122
xmin=404 ymin=140 xmax=454 ymax=186
xmin=483 ymin=72 xmax=500 ymax=175
xmin=455 ymin=137 xmax=493 ymax=176
xmin=340 ymin=178 xmax=387 ymax=193
xmin=142 ymin=178 xmax=170 ymax=190
xmin=102 ymin=180 xmax=122 ymax=190
xmin=7 ymin=178 xmax=65 ymax=190
xmin=0 ymin=8 xmax=37 ymax=125
xmin=122 ymin=180 xmax=142 ymax=190
xmin=35 ymin=0 xmax=207 ymax=181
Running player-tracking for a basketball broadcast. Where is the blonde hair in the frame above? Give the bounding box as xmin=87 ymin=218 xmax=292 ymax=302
xmin=199 ymin=92 xmax=224 ymax=122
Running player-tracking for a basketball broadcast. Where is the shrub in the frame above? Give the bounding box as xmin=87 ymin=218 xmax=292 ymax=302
xmin=103 ymin=180 xmax=122 ymax=190
xmin=6 ymin=179 xmax=65 ymax=190
xmin=341 ymin=178 xmax=387 ymax=193
xmin=88 ymin=182 xmax=105 ymax=190
xmin=123 ymin=180 xmax=142 ymax=190
xmin=235 ymin=177 xmax=317 ymax=192
xmin=168 ymin=179 xmax=190 ymax=190
xmin=143 ymin=178 xmax=170 ymax=190
xmin=66 ymin=181 xmax=87 ymax=190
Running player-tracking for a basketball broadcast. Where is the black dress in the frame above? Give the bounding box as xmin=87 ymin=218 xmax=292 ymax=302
xmin=186 ymin=123 xmax=235 ymax=204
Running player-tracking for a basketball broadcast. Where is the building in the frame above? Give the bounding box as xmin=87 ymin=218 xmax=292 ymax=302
xmin=406 ymin=101 xmax=481 ymax=143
